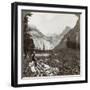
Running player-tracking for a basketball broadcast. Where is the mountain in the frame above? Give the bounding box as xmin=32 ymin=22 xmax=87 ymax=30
xmin=27 ymin=27 xmax=54 ymax=50
xmin=27 ymin=26 xmax=71 ymax=50
xmin=54 ymin=18 xmax=80 ymax=50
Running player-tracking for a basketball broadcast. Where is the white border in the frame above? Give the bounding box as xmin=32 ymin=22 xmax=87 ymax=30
xmin=18 ymin=5 xmax=86 ymax=84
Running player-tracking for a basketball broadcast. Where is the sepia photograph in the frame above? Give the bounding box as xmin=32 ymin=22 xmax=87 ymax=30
xmin=22 ymin=10 xmax=80 ymax=78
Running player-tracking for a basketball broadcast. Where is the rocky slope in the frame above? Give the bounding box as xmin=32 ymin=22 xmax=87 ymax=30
xmin=54 ymin=18 xmax=80 ymax=50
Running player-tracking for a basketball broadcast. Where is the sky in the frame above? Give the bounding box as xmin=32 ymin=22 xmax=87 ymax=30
xmin=28 ymin=12 xmax=78 ymax=36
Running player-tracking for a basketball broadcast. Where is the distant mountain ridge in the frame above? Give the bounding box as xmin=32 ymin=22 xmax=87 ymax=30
xmin=27 ymin=26 xmax=71 ymax=50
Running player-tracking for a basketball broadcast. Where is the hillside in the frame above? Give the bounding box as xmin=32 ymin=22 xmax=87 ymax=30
xmin=54 ymin=18 xmax=80 ymax=50
xmin=27 ymin=26 xmax=70 ymax=50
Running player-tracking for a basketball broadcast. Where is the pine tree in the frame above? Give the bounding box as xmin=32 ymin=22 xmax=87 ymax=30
xmin=23 ymin=12 xmax=35 ymax=58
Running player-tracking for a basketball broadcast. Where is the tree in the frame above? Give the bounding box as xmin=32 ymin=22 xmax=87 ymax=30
xmin=23 ymin=12 xmax=35 ymax=58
